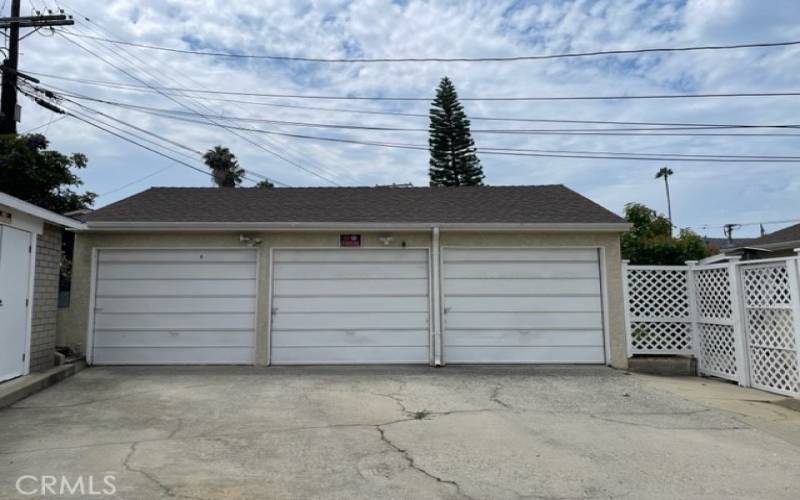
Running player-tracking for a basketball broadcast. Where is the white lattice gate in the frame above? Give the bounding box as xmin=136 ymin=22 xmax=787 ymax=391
xmin=740 ymin=260 xmax=800 ymax=396
xmin=624 ymin=257 xmax=800 ymax=397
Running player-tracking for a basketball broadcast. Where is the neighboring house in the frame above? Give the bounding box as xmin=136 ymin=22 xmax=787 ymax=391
xmin=732 ymin=222 xmax=800 ymax=259
xmin=703 ymin=237 xmax=755 ymax=252
xmin=60 ymin=185 xmax=632 ymax=368
xmin=0 ymin=192 xmax=84 ymax=383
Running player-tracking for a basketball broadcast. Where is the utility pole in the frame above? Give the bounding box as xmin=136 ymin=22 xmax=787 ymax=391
xmin=0 ymin=1 xmax=73 ymax=134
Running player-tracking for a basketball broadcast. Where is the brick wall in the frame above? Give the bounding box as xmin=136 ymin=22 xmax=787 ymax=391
xmin=29 ymin=223 xmax=62 ymax=372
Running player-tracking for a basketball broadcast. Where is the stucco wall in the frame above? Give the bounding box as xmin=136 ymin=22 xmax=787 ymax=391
xmin=29 ymin=223 xmax=62 ymax=372
xmin=63 ymin=229 xmax=626 ymax=368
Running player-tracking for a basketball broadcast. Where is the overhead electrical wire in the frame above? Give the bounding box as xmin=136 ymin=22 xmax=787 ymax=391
xmin=40 ymin=90 xmax=800 ymax=133
xmin=67 ymin=13 xmax=361 ymax=186
xmin=56 ymin=29 xmax=800 ymax=63
xmin=49 ymin=101 xmax=800 ymax=162
xmin=18 ymin=69 xmax=800 ymax=102
xmin=28 ymin=71 xmax=800 ymax=129
xmin=55 ymin=31 xmax=311 ymax=187
xmin=30 ymin=84 xmax=800 ymax=163
xmin=27 ymin=84 xmax=800 ymax=139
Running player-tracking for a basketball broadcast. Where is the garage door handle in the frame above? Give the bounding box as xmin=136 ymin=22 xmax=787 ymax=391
xmin=345 ymin=330 xmax=356 ymax=335
xmin=519 ymin=330 xmax=531 ymax=335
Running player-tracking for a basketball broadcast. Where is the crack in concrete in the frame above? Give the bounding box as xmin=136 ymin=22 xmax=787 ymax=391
xmin=122 ymin=441 xmax=204 ymax=500
xmin=590 ymin=413 xmax=750 ymax=431
xmin=376 ymin=423 xmax=473 ymax=500
xmin=490 ymin=385 xmax=512 ymax=409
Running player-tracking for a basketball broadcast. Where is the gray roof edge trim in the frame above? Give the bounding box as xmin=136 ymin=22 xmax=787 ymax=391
xmin=82 ymin=221 xmax=631 ymax=232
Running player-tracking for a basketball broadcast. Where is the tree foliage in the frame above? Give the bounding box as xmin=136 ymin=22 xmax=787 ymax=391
xmin=203 ymin=145 xmax=245 ymax=187
xmin=255 ymin=179 xmax=274 ymax=188
xmin=0 ymin=133 xmax=95 ymax=213
xmin=428 ymin=77 xmax=484 ymax=186
xmin=621 ymin=203 xmax=710 ymax=265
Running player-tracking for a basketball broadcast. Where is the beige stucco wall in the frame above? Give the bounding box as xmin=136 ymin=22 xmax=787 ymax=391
xmin=62 ymin=229 xmax=627 ymax=368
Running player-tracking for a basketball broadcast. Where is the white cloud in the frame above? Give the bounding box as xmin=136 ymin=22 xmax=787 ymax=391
xmin=12 ymin=0 xmax=800 ymax=237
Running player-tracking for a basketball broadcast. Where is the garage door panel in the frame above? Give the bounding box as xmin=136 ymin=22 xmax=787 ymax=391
xmin=445 ymin=278 xmax=600 ymax=296
xmin=446 ymin=296 xmax=601 ymax=313
xmin=445 ymin=346 xmax=605 ymax=364
xmin=271 ymin=330 xmax=429 ymax=347
xmin=274 ymin=262 xmax=428 ymax=280
xmin=95 ymin=296 xmax=256 ymax=314
xmin=442 ymin=247 xmax=604 ymax=364
xmin=98 ymin=262 xmax=255 ymax=280
xmin=93 ymin=347 xmax=255 ymax=364
xmin=270 ymin=249 xmax=430 ymax=364
xmin=93 ymin=330 xmax=253 ymax=348
xmin=92 ymin=249 xmax=257 ymax=365
xmin=274 ymin=279 xmax=427 ymax=296
xmin=445 ymin=330 xmax=604 ymax=347
xmin=97 ymin=279 xmax=257 ymax=297
xmin=446 ymin=312 xmax=602 ymax=330
xmin=271 ymin=346 xmax=429 ymax=364
xmin=444 ymin=262 xmax=599 ymax=279
xmin=273 ymin=312 xmax=429 ymax=330
xmin=275 ymin=249 xmax=427 ymax=263
xmin=95 ymin=312 xmax=255 ymax=330
xmin=273 ymin=295 xmax=428 ymax=313
xmin=99 ymin=249 xmax=257 ymax=263
xmin=444 ymin=248 xmax=598 ymax=262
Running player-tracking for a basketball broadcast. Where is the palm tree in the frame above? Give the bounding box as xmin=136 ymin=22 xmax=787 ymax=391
xmin=203 ymin=146 xmax=245 ymax=187
xmin=655 ymin=167 xmax=674 ymax=229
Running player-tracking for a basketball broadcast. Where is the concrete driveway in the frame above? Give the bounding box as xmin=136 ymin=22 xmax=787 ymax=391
xmin=1 ymin=366 xmax=799 ymax=499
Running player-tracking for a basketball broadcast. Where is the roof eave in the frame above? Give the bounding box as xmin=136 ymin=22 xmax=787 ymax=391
xmin=82 ymin=221 xmax=631 ymax=232
xmin=0 ymin=192 xmax=86 ymax=229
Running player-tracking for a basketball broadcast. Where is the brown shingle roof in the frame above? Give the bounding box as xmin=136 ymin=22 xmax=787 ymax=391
xmin=748 ymin=223 xmax=800 ymax=248
xmin=84 ymin=185 xmax=626 ymax=226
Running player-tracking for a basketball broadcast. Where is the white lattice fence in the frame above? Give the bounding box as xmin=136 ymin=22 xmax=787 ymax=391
xmin=741 ymin=261 xmax=800 ymax=397
xmin=623 ymin=265 xmax=692 ymax=355
xmin=694 ymin=265 xmax=740 ymax=382
xmin=624 ymin=257 xmax=800 ymax=398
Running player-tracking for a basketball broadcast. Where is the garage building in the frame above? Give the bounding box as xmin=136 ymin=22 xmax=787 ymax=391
xmin=59 ymin=185 xmax=630 ymax=368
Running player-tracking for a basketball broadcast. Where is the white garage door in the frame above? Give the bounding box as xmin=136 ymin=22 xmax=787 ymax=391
xmin=442 ymin=248 xmax=605 ymax=364
xmin=270 ymin=249 xmax=430 ymax=364
xmin=92 ymin=249 xmax=257 ymax=364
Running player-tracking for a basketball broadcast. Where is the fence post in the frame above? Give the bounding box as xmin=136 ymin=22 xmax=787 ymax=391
xmin=728 ymin=258 xmax=750 ymax=387
xmin=685 ymin=261 xmax=699 ymax=360
xmin=785 ymin=255 xmax=800 ymax=390
xmin=621 ymin=260 xmax=632 ymax=358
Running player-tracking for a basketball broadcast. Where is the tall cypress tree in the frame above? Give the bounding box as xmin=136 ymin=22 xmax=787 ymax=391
xmin=428 ymin=77 xmax=484 ymax=186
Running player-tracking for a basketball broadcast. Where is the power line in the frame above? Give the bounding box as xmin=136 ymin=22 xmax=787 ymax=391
xmin=65 ymin=105 xmax=800 ymax=162
xmin=689 ymin=217 xmax=800 ymax=230
xmin=68 ymin=101 xmax=800 ymax=138
xmin=56 ymin=31 xmax=306 ymax=187
xmin=26 ymin=84 xmax=800 ymax=139
xmin=27 ymin=71 xmax=800 ymax=129
xmin=18 ymin=68 xmax=800 ymax=101
xmin=63 ymin=11 xmax=361 ymax=186
xmin=44 ymin=91 xmax=800 ymax=133
xmin=56 ymin=29 xmax=800 ymax=63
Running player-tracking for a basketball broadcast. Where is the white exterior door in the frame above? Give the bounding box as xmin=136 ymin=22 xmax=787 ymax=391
xmin=92 ymin=249 xmax=257 ymax=364
xmin=442 ymin=248 xmax=605 ymax=364
xmin=270 ymin=249 xmax=430 ymax=364
xmin=0 ymin=226 xmax=32 ymax=382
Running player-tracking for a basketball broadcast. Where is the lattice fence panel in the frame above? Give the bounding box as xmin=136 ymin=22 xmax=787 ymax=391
xmin=695 ymin=267 xmax=733 ymax=321
xmin=741 ymin=263 xmax=800 ymax=396
xmin=625 ymin=267 xmax=692 ymax=355
xmin=694 ymin=266 xmax=738 ymax=381
xmin=697 ymin=323 xmax=738 ymax=380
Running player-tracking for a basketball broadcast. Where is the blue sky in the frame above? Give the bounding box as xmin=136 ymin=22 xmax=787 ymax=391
xmin=12 ymin=0 xmax=800 ymax=237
